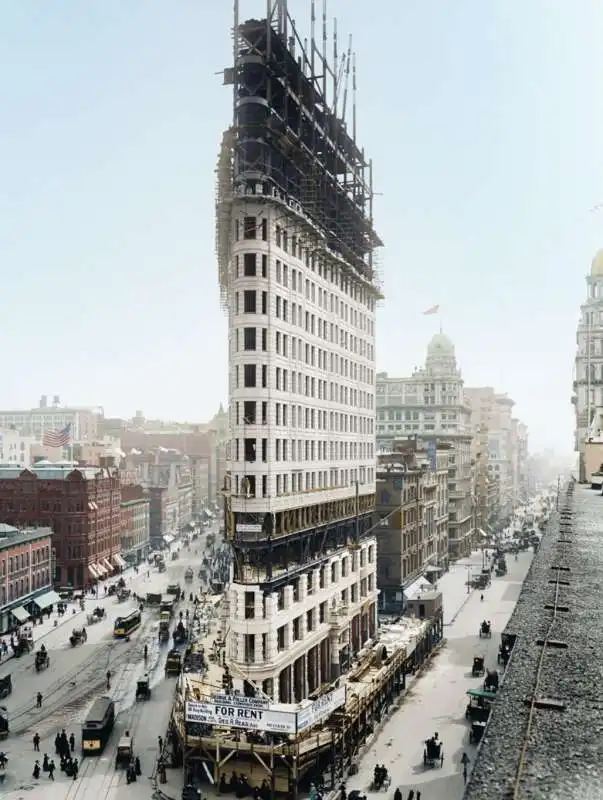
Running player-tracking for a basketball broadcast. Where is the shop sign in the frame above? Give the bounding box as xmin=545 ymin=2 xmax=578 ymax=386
xmin=185 ymin=700 xmax=296 ymax=734
xmin=296 ymin=686 xmax=346 ymax=732
xmin=236 ymin=524 xmax=263 ymax=533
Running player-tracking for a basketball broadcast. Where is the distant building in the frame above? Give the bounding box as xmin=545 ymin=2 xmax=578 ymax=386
xmin=119 ymin=484 xmax=150 ymax=564
xmin=0 ymin=461 xmax=124 ymax=590
xmin=0 ymin=428 xmax=37 ymax=467
xmin=572 ymin=250 xmax=603 ymax=480
xmin=376 ymin=440 xmax=449 ymax=615
xmin=0 ymin=523 xmax=54 ymax=634
xmin=0 ymin=397 xmax=99 ymax=442
xmin=377 ymin=334 xmax=473 ymax=560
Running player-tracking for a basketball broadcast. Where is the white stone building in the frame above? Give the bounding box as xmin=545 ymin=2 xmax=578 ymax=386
xmin=0 ymin=429 xmax=37 ymax=467
xmin=376 ymin=334 xmax=474 ymax=560
xmin=221 ymin=200 xmax=380 ymax=701
xmin=573 ymin=250 xmax=603 ymax=480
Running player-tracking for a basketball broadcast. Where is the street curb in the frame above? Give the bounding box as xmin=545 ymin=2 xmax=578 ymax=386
xmin=444 ymin=588 xmax=475 ymax=627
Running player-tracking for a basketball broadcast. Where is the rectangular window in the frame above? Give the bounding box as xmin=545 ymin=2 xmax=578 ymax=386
xmin=243 ymin=401 xmax=256 ymax=424
xmin=261 ymin=219 xmax=268 ymax=241
xmin=243 ymin=291 xmax=256 ymax=313
xmin=261 ymin=328 xmax=267 ymax=351
xmin=262 ymin=365 xmax=267 ymax=388
xmin=261 ymin=401 xmax=267 ymax=424
xmin=243 ymin=253 xmax=257 ymax=277
xmin=244 ymin=216 xmax=257 ymax=239
xmin=244 ymin=364 xmax=257 ymax=388
xmin=262 ymin=254 xmax=267 ymax=278
xmin=261 ymin=291 xmax=267 ymax=315
xmin=243 ymin=327 xmax=257 ymax=350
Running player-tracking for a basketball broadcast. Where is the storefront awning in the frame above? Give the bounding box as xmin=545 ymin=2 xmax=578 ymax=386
xmin=163 ymin=534 xmax=175 ymax=545
xmin=113 ymin=553 xmax=127 ymax=569
xmin=11 ymin=606 xmax=30 ymax=623
xmin=95 ymin=562 xmax=107 ymax=577
xmin=404 ymin=575 xmax=433 ymax=601
xmin=33 ymin=590 xmax=61 ymax=609
xmin=424 ymin=565 xmax=442 ymax=574
xmin=88 ymin=564 xmax=100 ymax=580
xmin=101 ymin=557 xmax=114 ymax=573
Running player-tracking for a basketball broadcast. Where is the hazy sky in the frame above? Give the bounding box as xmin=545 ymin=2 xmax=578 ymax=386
xmin=2 ymin=1 xmax=602 ymax=453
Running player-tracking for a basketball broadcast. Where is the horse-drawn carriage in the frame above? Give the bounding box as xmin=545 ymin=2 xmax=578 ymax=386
xmin=423 ymin=735 xmax=444 ymax=767
xmin=117 ymin=588 xmax=131 ymax=602
xmin=483 ymin=669 xmax=499 ymax=693
xmin=469 ymin=720 xmax=486 ymax=745
xmin=465 ymin=689 xmax=496 ymax=723
xmin=35 ymin=649 xmax=49 ymax=672
xmin=173 ymin=621 xmax=188 ymax=646
xmin=69 ymin=627 xmax=87 ymax=647
xmin=184 ymin=567 xmax=194 ymax=582
xmin=0 ymin=706 xmax=8 ymax=740
xmin=370 ymin=764 xmax=391 ymax=791
xmin=86 ymin=607 xmax=106 ymax=625
xmin=13 ymin=632 xmax=33 ymax=658
xmin=472 ymin=656 xmax=485 ymax=677
xmin=0 ymin=676 xmax=11 ymax=701
xmin=498 ymin=642 xmax=511 ymax=667
xmin=135 ymin=676 xmax=151 ymax=701
xmin=479 ymin=620 xmax=492 ymax=639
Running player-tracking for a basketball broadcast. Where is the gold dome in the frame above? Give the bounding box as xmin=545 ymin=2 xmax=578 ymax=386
xmin=591 ymin=250 xmax=603 ymax=276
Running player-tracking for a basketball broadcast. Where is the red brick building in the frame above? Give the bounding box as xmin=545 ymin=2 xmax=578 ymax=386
xmin=0 ymin=461 xmax=124 ymax=590
xmin=0 ymin=523 xmax=54 ymax=634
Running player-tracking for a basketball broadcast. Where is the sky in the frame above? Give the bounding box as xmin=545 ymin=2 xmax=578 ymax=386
xmin=2 ymin=1 xmax=603 ymax=454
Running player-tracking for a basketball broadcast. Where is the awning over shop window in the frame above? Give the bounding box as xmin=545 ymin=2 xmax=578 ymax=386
xmin=424 ymin=565 xmax=442 ymax=574
xmin=33 ymin=590 xmax=61 ymax=609
xmin=95 ymin=562 xmax=107 ymax=577
xmin=11 ymin=606 xmax=30 ymax=623
xmin=88 ymin=564 xmax=100 ymax=580
xmin=101 ymin=558 xmax=114 ymax=573
xmin=163 ymin=534 xmax=175 ymax=545
xmin=404 ymin=575 xmax=432 ymax=601
xmin=113 ymin=553 xmax=127 ymax=569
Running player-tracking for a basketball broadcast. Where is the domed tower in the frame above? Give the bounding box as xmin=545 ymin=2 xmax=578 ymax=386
xmin=425 ymin=332 xmax=459 ymax=377
xmin=574 ymin=250 xmax=603 ymax=479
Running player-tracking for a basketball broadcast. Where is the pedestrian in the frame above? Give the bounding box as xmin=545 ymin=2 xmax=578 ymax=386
xmin=33 ymin=760 xmax=40 ymax=779
xmin=36 ymin=691 xmax=43 ymax=708
xmin=54 ymin=733 xmax=61 ymax=755
xmin=48 ymin=759 xmax=55 ymax=780
xmin=72 ymin=758 xmax=79 ymax=780
xmin=416 ymin=792 xmax=421 ymax=800
xmin=394 ymin=789 xmax=402 ymax=800
xmin=158 ymin=735 xmax=163 ymax=752
xmin=33 ymin=732 xmax=40 ymax=751
xmin=69 ymin=732 xmax=75 ymax=752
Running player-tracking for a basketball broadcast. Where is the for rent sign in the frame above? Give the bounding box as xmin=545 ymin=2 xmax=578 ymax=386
xmin=185 ymin=699 xmax=296 ymax=734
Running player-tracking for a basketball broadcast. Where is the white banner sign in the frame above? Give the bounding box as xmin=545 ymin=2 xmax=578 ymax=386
xmin=185 ymin=700 xmax=296 ymax=734
xmin=212 ymin=694 xmax=269 ymax=710
xmin=296 ymin=686 xmax=347 ymax=732
xmin=236 ymin=524 xmax=262 ymax=534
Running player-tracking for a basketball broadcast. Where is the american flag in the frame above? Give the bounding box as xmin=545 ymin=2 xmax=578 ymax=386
xmin=43 ymin=423 xmax=72 ymax=448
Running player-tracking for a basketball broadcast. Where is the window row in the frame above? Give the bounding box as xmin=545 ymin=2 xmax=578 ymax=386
xmin=233 ymin=216 xmax=376 ymax=312
xmin=231 ymin=467 xmax=374 ymax=498
xmin=233 ymin=400 xmax=374 ymax=436
xmin=232 ymin=436 xmax=374 ymax=463
xmin=233 ymin=290 xmax=374 ymax=362
xmin=274 ymin=259 xmax=374 ymax=335
xmin=234 ymin=363 xmax=374 ymax=411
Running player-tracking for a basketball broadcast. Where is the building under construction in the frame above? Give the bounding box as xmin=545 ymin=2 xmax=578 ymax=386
xmin=167 ymin=2 xmax=439 ymax=797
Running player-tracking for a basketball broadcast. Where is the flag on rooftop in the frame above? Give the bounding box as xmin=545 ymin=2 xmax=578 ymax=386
xmin=423 ymin=305 xmax=440 ymax=316
xmin=43 ymin=423 xmax=72 ymax=448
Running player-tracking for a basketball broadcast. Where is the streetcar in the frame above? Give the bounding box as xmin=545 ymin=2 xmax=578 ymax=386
xmin=113 ymin=609 xmax=142 ymax=638
xmin=81 ymin=696 xmax=115 ymax=754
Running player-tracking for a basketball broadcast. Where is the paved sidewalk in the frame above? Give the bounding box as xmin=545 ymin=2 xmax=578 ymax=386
xmin=0 ymin=559 xmax=167 ymax=667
